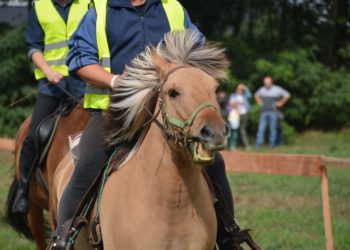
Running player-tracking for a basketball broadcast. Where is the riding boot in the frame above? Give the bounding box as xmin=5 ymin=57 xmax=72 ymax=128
xmin=12 ymin=137 xmax=35 ymax=214
xmin=12 ymin=175 xmax=29 ymax=214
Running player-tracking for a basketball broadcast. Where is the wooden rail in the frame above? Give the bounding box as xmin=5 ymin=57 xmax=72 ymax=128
xmin=0 ymin=138 xmax=15 ymax=151
xmin=321 ymin=156 xmax=350 ymax=169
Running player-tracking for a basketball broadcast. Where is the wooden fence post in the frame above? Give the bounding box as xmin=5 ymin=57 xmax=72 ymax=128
xmin=320 ymin=163 xmax=334 ymax=250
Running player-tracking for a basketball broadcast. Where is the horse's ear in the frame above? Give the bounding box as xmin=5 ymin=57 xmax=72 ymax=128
xmin=151 ymin=48 xmax=171 ymax=79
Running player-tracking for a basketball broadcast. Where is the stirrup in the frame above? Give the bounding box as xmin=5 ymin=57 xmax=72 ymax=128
xmin=46 ymin=236 xmax=68 ymax=250
xmin=46 ymin=219 xmax=73 ymax=250
xmin=47 ymin=216 xmax=89 ymax=250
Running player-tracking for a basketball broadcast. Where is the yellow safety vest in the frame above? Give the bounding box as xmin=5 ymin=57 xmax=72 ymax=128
xmin=84 ymin=0 xmax=185 ymax=110
xmin=34 ymin=0 xmax=90 ymax=80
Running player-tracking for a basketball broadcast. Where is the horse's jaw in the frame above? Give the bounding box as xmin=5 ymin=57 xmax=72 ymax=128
xmin=189 ymin=141 xmax=215 ymax=164
xmin=189 ymin=139 xmax=228 ymax=165
xmin=167 ymin=140 xmax=214 ymax=166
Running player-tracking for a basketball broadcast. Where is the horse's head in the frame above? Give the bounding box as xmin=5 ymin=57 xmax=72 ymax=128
xmin=105 ymin=30 xmax=230 ymax=167
xmin=152 ymin=51 xmax=230 ymax=164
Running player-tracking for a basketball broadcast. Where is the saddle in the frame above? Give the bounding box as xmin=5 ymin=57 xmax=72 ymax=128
xmin=31 ymin=100 xmax=78 ymax=196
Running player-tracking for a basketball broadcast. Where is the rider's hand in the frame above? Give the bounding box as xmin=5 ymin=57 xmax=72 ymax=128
xmin=45 ymin=68 xmax=64 ymax=84
xmin=110 ymin=74 xmax=121 ymax=89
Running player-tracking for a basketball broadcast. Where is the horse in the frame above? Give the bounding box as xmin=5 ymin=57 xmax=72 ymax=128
xmin=52 ymin=30 xmax=230 ymax=250
xmin=6 ymin=102 xmax=89 ymax=250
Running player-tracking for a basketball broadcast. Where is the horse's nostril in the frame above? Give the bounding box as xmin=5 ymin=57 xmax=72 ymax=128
xmin=199 ymin=125 xmax=214 ymax=141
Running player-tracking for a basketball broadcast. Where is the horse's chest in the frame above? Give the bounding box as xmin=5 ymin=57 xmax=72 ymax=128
xmin=101 ymin=206 xmax=216 ymax=250
xmin=105 ymin=227 xmax=216 ymax=250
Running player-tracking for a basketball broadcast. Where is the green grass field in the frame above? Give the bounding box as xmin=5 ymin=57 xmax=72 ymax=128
xmin=0 ymin=130 xmax=349 ymax=250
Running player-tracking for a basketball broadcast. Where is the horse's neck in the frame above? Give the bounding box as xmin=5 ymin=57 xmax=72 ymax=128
xmin=135 ymin=123 xmax=206 ymax=212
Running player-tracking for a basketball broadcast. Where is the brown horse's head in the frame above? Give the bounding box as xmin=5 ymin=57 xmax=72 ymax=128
xmin=105 ymin=30 xmax=230 ymax=166
xmin=152 ymin=51 xmax=230 ymax=164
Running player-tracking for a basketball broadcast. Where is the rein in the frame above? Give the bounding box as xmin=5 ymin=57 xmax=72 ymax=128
xmin=143 ymin=65 xmax=217 ymax=148
xmin=1 ymin=79 xmax=82 ymax=111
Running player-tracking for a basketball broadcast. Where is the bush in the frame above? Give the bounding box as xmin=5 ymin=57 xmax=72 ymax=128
xmin=0 ymin=24 xmax=35 ymax=137
xmin=247 ymin=49 xmax=350 ymax=130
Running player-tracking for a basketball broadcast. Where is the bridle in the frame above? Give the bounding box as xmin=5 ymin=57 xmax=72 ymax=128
xmin=143 ymin=65 xmax=218 ymax=148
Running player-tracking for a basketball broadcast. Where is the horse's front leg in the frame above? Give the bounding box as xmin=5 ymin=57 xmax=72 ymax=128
xmin=28 ymin=203 xmax=46 ymax=250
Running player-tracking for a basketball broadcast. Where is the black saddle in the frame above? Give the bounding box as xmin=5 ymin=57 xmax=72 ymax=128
xmin=31 ymin=100 xmax=78 ymax=195
xmin=35 ymin=113 xmax=58 ymax=162
xmin=34 ymin=100 xmax=77 ymax=164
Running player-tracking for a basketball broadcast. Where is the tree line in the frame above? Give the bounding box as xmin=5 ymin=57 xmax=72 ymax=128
xmin=184 ymin=0 xmax=350 ymax=130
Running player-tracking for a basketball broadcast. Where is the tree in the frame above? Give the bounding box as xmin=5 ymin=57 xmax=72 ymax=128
xmin=0 ymin=24 xmax=35 ymax=136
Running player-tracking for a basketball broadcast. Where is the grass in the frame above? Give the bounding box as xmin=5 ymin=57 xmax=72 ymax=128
xmin=0 ymin=130 xmax=349 ymax=249
xmin=0 ymin=151 xmax=35 ymax=250
xmin=254 ymin=129 xmax=350 ymax=158
xmin=230 ymin=168 xmax=350 ymax=249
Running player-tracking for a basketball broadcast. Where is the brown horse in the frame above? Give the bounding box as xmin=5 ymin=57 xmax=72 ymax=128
xmin=6 ymin=103 xmax=88 ymax=250
xmin=53 ymin=30 xmax=230 ymax=249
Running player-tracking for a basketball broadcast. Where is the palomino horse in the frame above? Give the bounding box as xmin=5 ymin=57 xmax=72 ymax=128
xmin=6 ymin=103 xmax=88 ymax=250
xmin=53 ymin=30 xmax=230 ymax=249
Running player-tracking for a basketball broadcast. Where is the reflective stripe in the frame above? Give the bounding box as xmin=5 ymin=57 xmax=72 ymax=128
xmin=44 ymin=41 xmax=67 ymax=51
xmin=85 ymin=84 xmax=110 ymax=95
xmin=99 ymin=57 xmax=111 ymax=68
xmin=34 ymin=59 xmax=67 ymax=69
xmin=46 ymin=58 xmax=66 ymax=66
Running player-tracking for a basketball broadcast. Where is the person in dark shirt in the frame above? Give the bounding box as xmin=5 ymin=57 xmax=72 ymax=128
xmin=218 ymin=90 xmax=229 ymax=121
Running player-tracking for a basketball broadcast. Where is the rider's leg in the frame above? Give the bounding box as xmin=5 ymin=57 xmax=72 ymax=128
xmin=13 ymin=94 xmax=60 ymax=213
xmin=53 ymin=110 xmax=107 ymax=248
xmin=206 ymin=153 xmax=234 ymax=250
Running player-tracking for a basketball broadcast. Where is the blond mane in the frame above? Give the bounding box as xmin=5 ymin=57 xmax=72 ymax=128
xmin=104 ymin=30 xmax=229 ymax=168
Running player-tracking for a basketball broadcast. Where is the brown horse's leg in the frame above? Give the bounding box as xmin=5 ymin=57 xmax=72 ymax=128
xmin=28 ymin=203 xmax=47 ymax=250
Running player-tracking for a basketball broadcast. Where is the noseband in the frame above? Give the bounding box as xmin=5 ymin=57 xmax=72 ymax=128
xmin=143 ymin=65 xmax=218 ymax=148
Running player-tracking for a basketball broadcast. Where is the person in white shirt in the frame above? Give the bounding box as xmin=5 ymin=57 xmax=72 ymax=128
xmin=228 ymin=83 xmax=252 ymax=149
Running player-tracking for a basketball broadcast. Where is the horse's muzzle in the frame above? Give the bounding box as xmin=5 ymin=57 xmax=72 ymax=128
xmin=190 ymin=123 xmax=230 ymax=164
xmin=198 ymin=123 xmax=230 ymax=150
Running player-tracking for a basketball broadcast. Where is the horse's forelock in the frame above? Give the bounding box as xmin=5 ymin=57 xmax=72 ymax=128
xmin=159 ymin=31 xmax=229 ymax=79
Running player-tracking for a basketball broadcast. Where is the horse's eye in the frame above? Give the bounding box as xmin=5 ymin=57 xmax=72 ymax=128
xmin=168 ymin=89 xmax=180 ymax=98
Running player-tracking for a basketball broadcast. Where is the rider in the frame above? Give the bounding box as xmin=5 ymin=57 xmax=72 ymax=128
xmin=11 ymin=0 xmax=89 ymax=214
xmin=52 ymin=0 xmax=235 ymax=249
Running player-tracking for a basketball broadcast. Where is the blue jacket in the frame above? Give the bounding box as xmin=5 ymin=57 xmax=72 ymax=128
xmin=26 ymin=0 xmax=86 ymax=98
xmin=66 ymin=0 xmax=204 ymax=75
